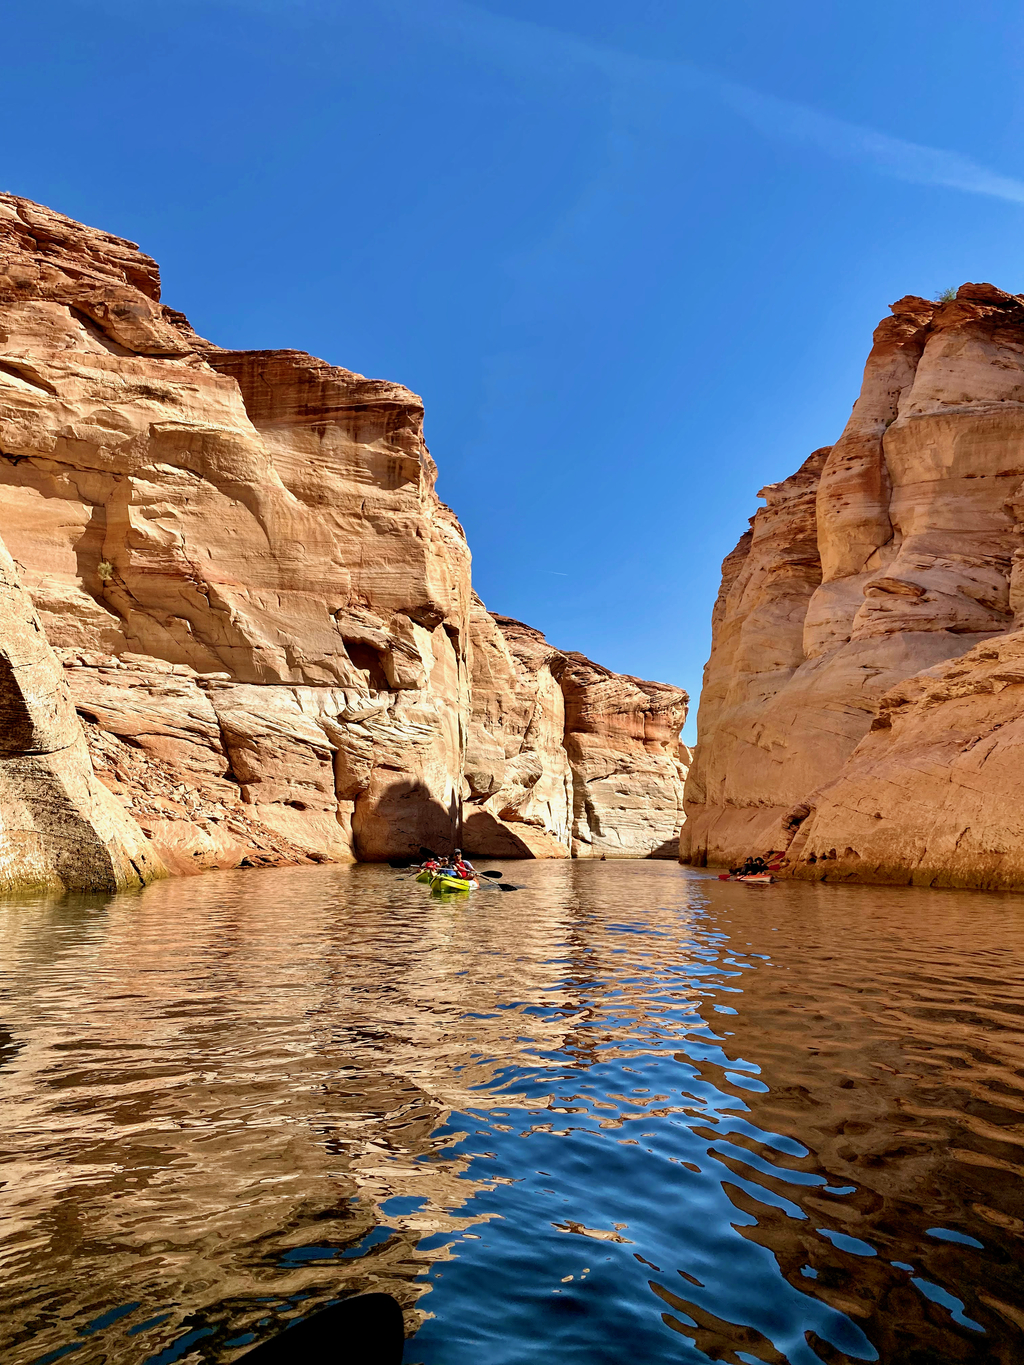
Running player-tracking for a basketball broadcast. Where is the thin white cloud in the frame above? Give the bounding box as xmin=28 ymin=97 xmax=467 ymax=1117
xmin=427 ymin=0 xmax=1024 ymax=206
xmin=715 ymin=79 xmax=1024 ymax=204
xmin=100 ymin=0 xmax=1024 ymax=206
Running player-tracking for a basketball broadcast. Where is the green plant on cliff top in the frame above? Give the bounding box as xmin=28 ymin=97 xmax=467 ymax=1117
xmin=935 ymin=287 xmax=957 ymax=302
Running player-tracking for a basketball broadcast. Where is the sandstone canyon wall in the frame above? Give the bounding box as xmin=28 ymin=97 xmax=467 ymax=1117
xmin=0 ymin=194 xmax=687 ymax=888
xmin=0 ymin=532 xmax=164 ymax=892
xmin=463 ymin=607 xmax=690 ymax=859
xmin=683 ymin=284 xmax=1024 ymax=890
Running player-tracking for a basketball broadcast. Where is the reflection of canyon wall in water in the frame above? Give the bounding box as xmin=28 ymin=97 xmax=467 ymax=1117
xmin=678 ymin=879 xmax=1024 ymax=1363
xmin=6 ymin=865 xmax=1019 ymax=1362
xmin=683 ymin=284 xmax=1024 ymax=889
xmin=0 ymin=864 xmax=606 ymax=1360
xmin=0 ymin=194 xmax=687 ymax=887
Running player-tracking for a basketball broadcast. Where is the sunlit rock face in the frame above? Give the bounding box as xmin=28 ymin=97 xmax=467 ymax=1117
xmin=0 ymin=533 xmax=164 ymax=892
xmin=462 ymin=601 xmax=574 ymax=858
xmin=683 ymin=285 xmax=1024 ymax=888
xmin=560 ymin=653 xmax=690 ymax=859
xmin=0 ymin=192 xmax=470 ymax=869
xmin=462 ymin=605 xmax=689 ymax=860
xmin=0 ymin=194 xmax=688 ymax=874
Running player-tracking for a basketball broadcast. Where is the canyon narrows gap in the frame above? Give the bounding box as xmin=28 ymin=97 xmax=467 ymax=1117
xmin=12 ymin=195 xmax=1024 ymax=896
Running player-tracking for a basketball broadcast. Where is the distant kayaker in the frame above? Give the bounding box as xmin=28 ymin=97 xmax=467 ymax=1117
xmin=731 ymin=854 xmax=769 ymax=876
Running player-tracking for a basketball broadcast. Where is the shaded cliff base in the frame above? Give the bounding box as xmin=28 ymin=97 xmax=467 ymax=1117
xmin=0 ymin=539 xmax=165 ymax=894
xmin=682 ymin=283 xmax=1024 ymax=892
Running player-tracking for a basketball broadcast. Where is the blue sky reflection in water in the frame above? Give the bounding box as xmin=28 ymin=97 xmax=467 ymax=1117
xmin=0 ymin=862 xmax=1022 ymax=1363
xmin=6 ymin=3 xmax=1024 ymax=738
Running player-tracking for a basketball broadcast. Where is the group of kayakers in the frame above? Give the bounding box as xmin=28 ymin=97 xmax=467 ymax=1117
xmin=419 ymin=848 xmax=476 ymax=880
xmin=728 ymin=853 xmax=779 ymax=876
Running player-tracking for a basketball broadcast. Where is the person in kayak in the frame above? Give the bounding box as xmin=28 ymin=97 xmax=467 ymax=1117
xmin=730 ymin=854 xmax=769 ymax=876
xmin=453 ymin=848 xmax=475 ymax=880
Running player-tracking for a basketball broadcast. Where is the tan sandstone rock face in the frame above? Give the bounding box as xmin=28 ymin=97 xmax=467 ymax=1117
xmin=463 ymin=606 xmax=689 ymax=860
xmin=561 ymin=654 xmax=689 ymax=859
xmin=683 ymin=284 xmax=1024 ymax=887
xmin=786 ymin=631 xmax=1024 ymax=888
xmin=462 ymin=600 xmax=574 ymax=858
xmin=0 ymin=534 xmax=165 ymax=892
xmin=1 ymin=194 xmax=688 ymax=874
xmin=0 ymin=192 xmax=470 ymax=868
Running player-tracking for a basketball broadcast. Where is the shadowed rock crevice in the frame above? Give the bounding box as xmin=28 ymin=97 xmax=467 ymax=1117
xmin=0 ymin=533 xmax=165 ymax=893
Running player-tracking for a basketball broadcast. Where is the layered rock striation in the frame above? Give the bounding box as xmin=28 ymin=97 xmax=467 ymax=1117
xmin=462 ymin=608 xmax=690 ymax=859
xmin=0 ymin=532 xmax=164 ymax=892
xmin=683 ymin=284 xmax=1024 ymax=889
xmin=561 ymin=652 xmax=690 ymax=859
xmin=0 ymin=194 xmax=687 ymax=886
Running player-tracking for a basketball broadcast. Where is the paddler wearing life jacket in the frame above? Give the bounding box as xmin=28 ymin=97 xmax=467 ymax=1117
xmin=433 ymin=850 xmax=474 ymax=880
xmin=452 ymin=849 xmax=475 ymax=879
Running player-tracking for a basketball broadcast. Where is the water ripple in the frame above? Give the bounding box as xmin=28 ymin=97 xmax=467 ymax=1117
xmin=0 ymin=864 xmax=1021 ymax=1362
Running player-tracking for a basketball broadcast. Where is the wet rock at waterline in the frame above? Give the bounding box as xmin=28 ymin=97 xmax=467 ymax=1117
xmin=0 ymin=193 xmax=687 ymax=885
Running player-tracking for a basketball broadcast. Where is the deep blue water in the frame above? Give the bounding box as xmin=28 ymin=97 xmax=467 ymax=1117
xmin=0 ymin=861 xmax=1021 ymax=1364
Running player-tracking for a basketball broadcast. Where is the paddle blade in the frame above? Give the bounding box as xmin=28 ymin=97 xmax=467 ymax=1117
xmin=481 ymin=870 xmax=504 ymax=879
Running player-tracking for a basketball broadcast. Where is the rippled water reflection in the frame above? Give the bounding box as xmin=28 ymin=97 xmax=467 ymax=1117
xmin=1 ymin=862 xmax=1022 ymax=1364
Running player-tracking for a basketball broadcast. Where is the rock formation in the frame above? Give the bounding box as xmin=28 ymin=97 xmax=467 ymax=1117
xmin=0 ymin=194 xmax=687 ymax=886
xmin=462 ymin=600 xmax=574 ymax=858
xmin=683 ymin=284 xmax=1024 ymax=889
xmin=462 ymin=608 xmax=690 ymax=859
xmin=0 ymin=532 xmax=164 ymax=892
xmin=561 ymin=652 xmax=690 ymax=859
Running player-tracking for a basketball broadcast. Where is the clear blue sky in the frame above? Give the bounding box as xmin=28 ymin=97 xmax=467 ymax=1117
xmin=6 ymin=1 xmax=1024 ymax=741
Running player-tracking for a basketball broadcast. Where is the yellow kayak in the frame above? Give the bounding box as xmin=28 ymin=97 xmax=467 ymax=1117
xmin=430 ymin=873 xmax=479 ymax=893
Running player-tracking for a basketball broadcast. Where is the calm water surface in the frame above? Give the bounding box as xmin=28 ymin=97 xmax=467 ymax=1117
xmin=0 ymin=862 xmax=1022 ymax=1365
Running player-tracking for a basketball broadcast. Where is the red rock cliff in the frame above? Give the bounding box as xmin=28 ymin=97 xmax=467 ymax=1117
xmin=683 ymin=284 xmax=1024 ymax=889
xmin=0 ymin=195 xmax=686 ymax=883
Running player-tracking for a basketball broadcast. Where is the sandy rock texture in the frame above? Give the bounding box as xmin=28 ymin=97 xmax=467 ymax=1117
xmin=683 ymin=284 xmax=1024 ymax=888
xmin=0 ymin=194 xmax=688 ymax=878
xmin=787 ymin=631 xmax=1024 ymax=888
xmin=0 ymin=191 xmax=470 ymax=870
xmin=561 ymin=653 xmax=690 ymax=858
xmin=0 ymin=534 xmax=164 ymax=892
xmin=463 ymin=605 xmax=689 ymax=860
xmin=462 ymin=600 xmax=574 ymax=858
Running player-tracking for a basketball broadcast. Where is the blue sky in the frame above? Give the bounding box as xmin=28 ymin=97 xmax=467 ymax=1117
xmin=6 ymin=1 xmax=1024 ymax=740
